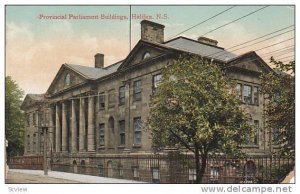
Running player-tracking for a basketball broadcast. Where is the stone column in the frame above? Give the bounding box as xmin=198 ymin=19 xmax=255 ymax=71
xmin=55 ymin=104 xmax=61 ymax=152
xmin=49 ymin=106 xmax=54 ymax=152
xmin=61 ymin=101 xmax=68 ymax=152
xmin=87 ymin=96 xmax=95 ymax=152
xmin=71 ymin=99 xmax=78 ymax=153
xmin=79 ymin=98 xmax=86 ymax=152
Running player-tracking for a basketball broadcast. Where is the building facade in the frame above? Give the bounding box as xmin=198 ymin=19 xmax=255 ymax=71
xmin=20 ymin=20 xmax=278 ymax=181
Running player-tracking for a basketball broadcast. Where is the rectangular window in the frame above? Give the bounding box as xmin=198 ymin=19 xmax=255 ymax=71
xmin=152 ymin=168 xmax=160 ymax=183
xmin=33 ymin=113 xmax=37 ymax=126
xmin=98 ymin=165 xmax=104 ymax=176
xmin=133 ymin=117 xmax=142 ymax=145
xmin=210 ymin=167 xmax=219 ymax=183
xmin=254 ymin=120 xmax=259 ymax=145
xmin=188 ymin=168 xmax=197 ymax=182
xmin=153 ymin=74 xmax=162 ymax=92
xmin=108 ymin=89 xmax=115 ymax=106
xmin=27 ymin=135 xmax=30 ymax=151
xmin=133 ymin=80 xmax=142 ymax=101
xmin=253 ymin=86 xmax=259 ymax=105
xmin=236 ymin=83 xmax=242 ymax=100
xmin=119 ymin=120 xmax=125 ymax=145
xmin=99 ymin=123 xmax=105 ymax=146
xmin=118 ymin=166 xmax=123 ymax=177
xmin=119 ymin=86 xmax=125 ymax=105
xmin=26 ymin=114 xmax=30 ymax=127
xmin=33 ymin=134 xmax=36 ymax=152
xmin=99 ymin=92 xmax=105 ymax=109
xmin=243 ymin=85 xmax=252 ymax=104
xmin=132 ymin=167 xmax=139 ymax=178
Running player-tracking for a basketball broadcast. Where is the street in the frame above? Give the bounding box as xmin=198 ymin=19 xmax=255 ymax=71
xmin=5 ymin=169 xmax=144 ymax=183
xmin=6 ymin=170 xmax=80 ymax=183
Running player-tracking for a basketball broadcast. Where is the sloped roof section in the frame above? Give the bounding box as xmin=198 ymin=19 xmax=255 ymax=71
xmin=65 ymin=60 xmax=123 ymax=80
xmin=164 ymin=37 xmax=237 ymax=62
xmin=21 ymin=94 xmax=45 ymax=110
xmin=27 ymin=94 xmax=45 ymax=101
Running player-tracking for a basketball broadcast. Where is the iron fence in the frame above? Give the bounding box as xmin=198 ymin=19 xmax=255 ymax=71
xmin=8 ymin=153 xmax=294 ymax=183
xmin=8 ymin=155 xmax=43 ymax=170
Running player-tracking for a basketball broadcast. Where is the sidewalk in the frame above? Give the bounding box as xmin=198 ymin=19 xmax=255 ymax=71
xmin=6 ymin=169 xmax=145 ymax=184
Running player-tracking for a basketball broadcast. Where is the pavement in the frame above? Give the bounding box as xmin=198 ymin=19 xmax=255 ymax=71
xmin=282 ymin=169 xmax=295 ymax=184
xmin=6 ymin=169 xmax=145 ymax=184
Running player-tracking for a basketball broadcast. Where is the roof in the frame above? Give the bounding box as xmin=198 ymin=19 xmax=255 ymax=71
xmin=164 ymin=36 xmax=237 ymax=62
xmin=65 ymin=60 xmax=123 ymax=80
xmin=54 ymin=36 xmax=266 ymax=83
xmin=27 ymin=94 xmax=45 ymax=101
xmin=21 ymin=93 xmax=45 ymax=110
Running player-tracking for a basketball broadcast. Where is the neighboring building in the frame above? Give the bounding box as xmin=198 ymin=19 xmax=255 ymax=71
xmin=20 ymin=20 xmax=277 ymax=182
xmin=21 ymin=94 xmax=48 ymax=155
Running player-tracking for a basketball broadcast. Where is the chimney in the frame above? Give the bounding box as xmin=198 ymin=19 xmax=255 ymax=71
xmin=197 ymin=37 xmax=218 ymax=46
xmin=94 ymin=53 xmax=104 ymax=68
xmin=141 ymin=20 xmax=165 ymax=43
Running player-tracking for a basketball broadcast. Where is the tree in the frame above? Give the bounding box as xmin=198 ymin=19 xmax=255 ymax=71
xmin=148 ymin=56 xmax=251 ymax=183
xmin=5 ymin=76 xmax=25 ymax=157
xmin=261 ymin=57 xmax=295 ymax=157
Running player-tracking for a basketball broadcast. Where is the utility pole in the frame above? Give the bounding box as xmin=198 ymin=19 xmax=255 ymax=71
xmin=39 ymin=106 xmax=50 ymax=176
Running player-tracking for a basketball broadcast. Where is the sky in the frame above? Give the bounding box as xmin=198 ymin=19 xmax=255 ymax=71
xmin=5 ymin=5 xmax=295 ymax=95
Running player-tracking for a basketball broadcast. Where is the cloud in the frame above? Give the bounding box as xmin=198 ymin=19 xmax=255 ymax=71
xmin=6 ymin=21 xmax=129 ymax=95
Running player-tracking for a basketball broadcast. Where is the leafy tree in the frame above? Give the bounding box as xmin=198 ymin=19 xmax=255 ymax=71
xmin=148 ymin=56 xmax=251 ymax=183
xmin=5 ymin=76 xmax=25 ymax=157
xmin=261 ymin=57 xmax=295 ymax=158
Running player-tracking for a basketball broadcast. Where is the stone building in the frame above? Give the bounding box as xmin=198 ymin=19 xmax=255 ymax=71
xmin=20 ymin=20 xmax=278 ymax=182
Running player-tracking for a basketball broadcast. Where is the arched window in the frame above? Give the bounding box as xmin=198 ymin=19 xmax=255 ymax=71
xmin=142 ymin=52 xmax=151 ymax=60
xmin=65 ymin=73 xmax=71 ymax=86
xmin=108 ymin=117 xmax=115 ymax=133
xmin=73 ymin=160 xmax=78 ymax=173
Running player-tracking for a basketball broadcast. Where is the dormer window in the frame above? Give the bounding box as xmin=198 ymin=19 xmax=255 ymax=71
xmin=65 ymin=73 xmax=71 ymax=86
xmin=142 ymin=52 xmax=151 ymax=60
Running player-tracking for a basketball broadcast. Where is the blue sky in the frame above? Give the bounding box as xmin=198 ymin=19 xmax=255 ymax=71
xmin=5 ymin=5 xmax=295 ymax=94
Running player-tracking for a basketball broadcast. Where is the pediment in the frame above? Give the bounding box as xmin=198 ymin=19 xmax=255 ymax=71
xmin=118 ymin=40 xmax=171 ymax=71
xmin=227 ymin=52 xmax=273 ymax=74
xmin=21 ymin=94 xmax=44 ymax=110
xmin=47 ymin=65 xmax=87 ymax=95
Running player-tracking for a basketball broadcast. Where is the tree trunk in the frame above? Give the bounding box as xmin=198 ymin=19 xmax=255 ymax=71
xmin=195 ymin=147 xmax=208 ymax=183
xmin=195 ymin=147 xmax=200 ymax=183
xmin=199 ymin=153 xmax=208 ymax=183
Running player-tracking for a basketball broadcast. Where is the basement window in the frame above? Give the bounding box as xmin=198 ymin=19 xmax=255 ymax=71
xmin=132 ymin=166 xmax=139 ymax=179
xmin=210 ymin=167 xmax=219 ymax=183
xmin=188 ymin=168 xmax=197 ymax=182
xmin=152 ymin=167 xmax=160 ymax=183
